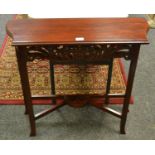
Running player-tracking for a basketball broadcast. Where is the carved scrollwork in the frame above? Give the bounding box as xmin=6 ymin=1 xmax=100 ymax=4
xmin=26 ymin=46 xmax=50 ymax=61
xmin=111 ymin=44 xmax=133 ymax=60
xmin=50 ymin=44 xmax=115 ymax=63
xmin=24 ymin=44 xmax=133 ymax=62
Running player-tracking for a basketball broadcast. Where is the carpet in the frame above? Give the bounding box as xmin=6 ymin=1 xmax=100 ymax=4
xmin=0 ymin=15 xmax=132 ymax=105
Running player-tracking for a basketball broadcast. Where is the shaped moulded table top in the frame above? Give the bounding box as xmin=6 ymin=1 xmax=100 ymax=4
xmin=6 ymin=18 xmax=149 ymax=46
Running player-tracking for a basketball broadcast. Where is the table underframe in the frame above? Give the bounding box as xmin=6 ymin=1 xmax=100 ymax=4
xmin=15 ymin=43 xmax=140 ymax=136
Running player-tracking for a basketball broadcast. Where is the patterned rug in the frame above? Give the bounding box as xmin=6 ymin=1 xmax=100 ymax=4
xmin=0 ymin=15 xmax=132 ymax=105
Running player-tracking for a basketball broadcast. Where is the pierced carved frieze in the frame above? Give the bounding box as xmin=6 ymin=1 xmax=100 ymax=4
xmin=49 ymin=44 xmax=115 ymax=63
xmin=23 ymin=44 xmax=133 ymax=62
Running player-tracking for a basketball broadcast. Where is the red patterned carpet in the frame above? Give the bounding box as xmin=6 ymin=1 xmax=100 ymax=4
xmin=0 ymin=15 xmax=133 ymax=105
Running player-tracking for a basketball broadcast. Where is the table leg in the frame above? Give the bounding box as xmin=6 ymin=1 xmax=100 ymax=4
xmin=50 ymin=62 xmax=56 ymax=104
xmin=120 ymin=45 xmax=140 ymax=134
xmin=105 ymin=59 xmax=113 ymax=104
xmin=15 ymin=46 xmax=36 ymax=136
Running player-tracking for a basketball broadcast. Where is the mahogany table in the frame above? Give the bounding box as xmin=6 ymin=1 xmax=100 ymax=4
xmin=6 ymin=18 xmax=149 ymax=136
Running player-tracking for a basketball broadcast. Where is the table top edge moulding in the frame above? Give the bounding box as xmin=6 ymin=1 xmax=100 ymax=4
xmin=6 ymin=17 xmax=149 ymax=46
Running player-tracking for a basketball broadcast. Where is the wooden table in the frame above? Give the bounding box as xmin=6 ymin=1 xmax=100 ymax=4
xmin=6 ymin=18 xmax=149 ymax=136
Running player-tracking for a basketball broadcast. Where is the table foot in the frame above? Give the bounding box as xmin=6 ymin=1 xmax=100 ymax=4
xmin=30 ymin=131 xmax=36 ymax=137
xmin=120 ymin=121 xmax=126 ymax=134
xmin=120 ymin=129 xmax=126 ymax=134
xmin=29 ymin=122 xmax=36 ymax=137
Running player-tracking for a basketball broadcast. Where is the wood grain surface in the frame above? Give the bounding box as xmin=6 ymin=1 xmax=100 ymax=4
xmin=6 ymin=18 xmax=149 ymax=45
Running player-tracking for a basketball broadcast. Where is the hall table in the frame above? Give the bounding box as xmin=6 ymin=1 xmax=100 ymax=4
xmin=6 ymin=18 xmax=149 ymax=136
